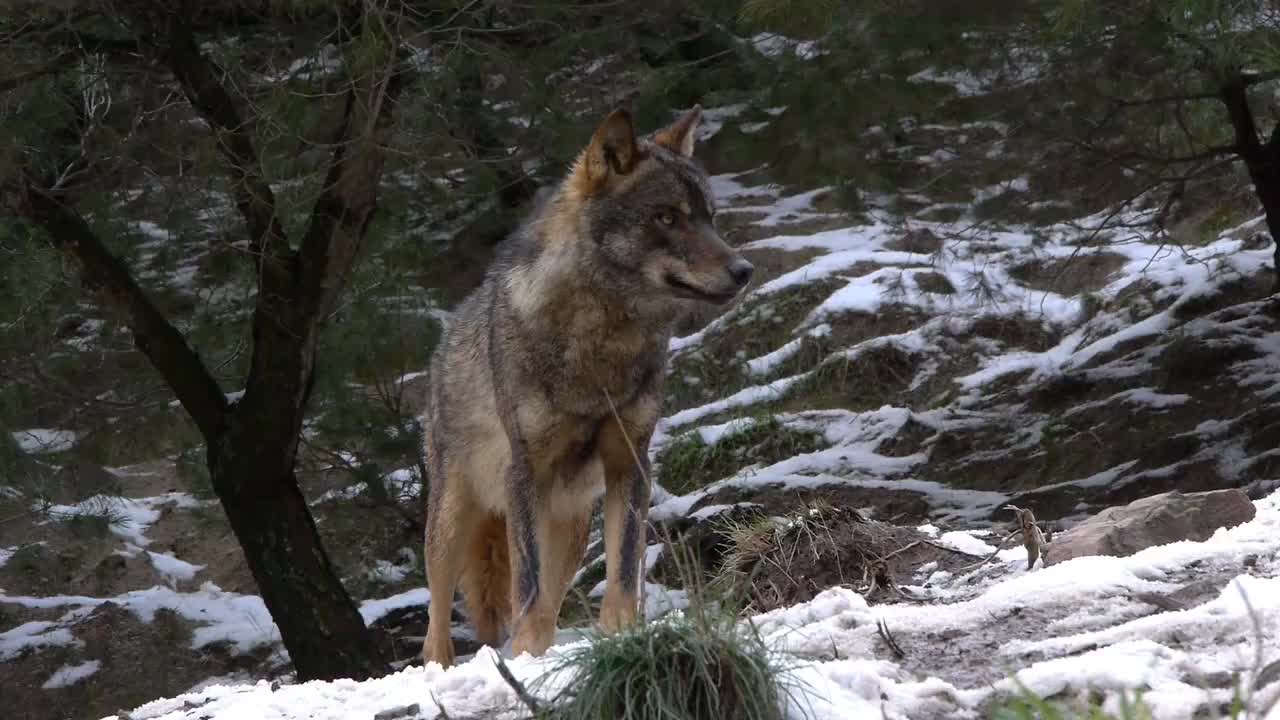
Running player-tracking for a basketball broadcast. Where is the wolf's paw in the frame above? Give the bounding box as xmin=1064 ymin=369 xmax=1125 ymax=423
xmin=598 ymin=591 xmax=640 ymax=634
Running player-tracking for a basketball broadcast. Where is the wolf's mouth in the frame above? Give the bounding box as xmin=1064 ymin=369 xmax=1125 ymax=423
xmin=664 ymin=274 xmax=738 ymax=304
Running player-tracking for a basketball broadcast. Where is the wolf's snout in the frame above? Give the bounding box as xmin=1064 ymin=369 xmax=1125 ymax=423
xmin=728 ymin=258 xmax=754 ymax=288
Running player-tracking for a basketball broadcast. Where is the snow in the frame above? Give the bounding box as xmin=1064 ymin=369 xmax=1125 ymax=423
xmin=261 ymin=44 xmax=344 ymax=83
xmin=909 ymin=67 xmax=988 ymax=96
xmin=42 ymin=660 xmax=102 ymax=689
xmin=0 ymin=621 xmax=80 ymax=661
xmin=689 ymin=416 xmax=757 ymax=446
xmin=112 ymin=650 xmax=548 ymax=720
xmin=934 ymin=530 xmax=997 ymax=557
xmin=359 ymin=588 xmax=430 ymax=626
xmin=659 ymin=374 xmax=806 ymax=429
xmin=694 ymin=104 xmax=748 ymax=141
xmin=148 ymin=551 xmax=205 ymax=583
xmin=752 ymin=490 xmax=1280 ymax=717
xmin=1 ymin=582 xmax=281 ymax=657
xmin=365 ymin=547 xmax=419 ymax=585
xmin=110 ymin=490 xmax=1280 ymax=718
xmin=748 ymin=33 xmax=824 ymax=61
xmin=10 ymin=428 xmax=79 ymax=453
xmin=43 ymin=493 xmax=200 ymax=553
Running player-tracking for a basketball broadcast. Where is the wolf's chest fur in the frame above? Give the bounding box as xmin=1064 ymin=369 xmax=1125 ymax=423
xmin=514 ymin=286 xmax=670 ymax=420
xmin=503 ymin=262 xmax=671 ymax=422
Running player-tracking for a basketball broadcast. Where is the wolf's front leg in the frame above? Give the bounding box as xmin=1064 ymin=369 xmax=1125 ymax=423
xmin=595 ymin=397 xmax=658 ymax=633
xmin=506 ymin=453 xmax=554 ymax=657
xmin=600 ymin=462 xmax=650 ymax=632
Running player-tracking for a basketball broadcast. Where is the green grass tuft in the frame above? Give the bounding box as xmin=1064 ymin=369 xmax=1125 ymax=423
xmin=532 ymin=611 xmax=793 ymax=720
xmin=993 ymin=691 xmax=1153 ymax=720
xmin=990 ymin=682 xmax=1251 ymax=720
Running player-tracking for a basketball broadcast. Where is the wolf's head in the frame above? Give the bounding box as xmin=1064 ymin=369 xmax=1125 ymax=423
xmin=565 ymin=105 xmax=753 ymax=305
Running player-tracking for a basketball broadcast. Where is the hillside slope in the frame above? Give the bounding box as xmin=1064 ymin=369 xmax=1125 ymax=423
xmin=3 ymin=45 xmax=1278 ymax=720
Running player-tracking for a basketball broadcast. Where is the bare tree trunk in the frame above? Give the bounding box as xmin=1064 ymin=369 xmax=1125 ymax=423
xmin=210 ymin=454 xmax=386 ymax=679
xmin=4 ymin=3 xmax=406 ymax=681
xmin=1221 ymin=75 xmax=1280 ymax=287
xmin=12 ymin=182 xmax=391 ymax=681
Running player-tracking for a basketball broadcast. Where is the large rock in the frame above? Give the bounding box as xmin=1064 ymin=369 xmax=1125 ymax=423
xmin=1046 ymin=489 xmax=1255 ymax=566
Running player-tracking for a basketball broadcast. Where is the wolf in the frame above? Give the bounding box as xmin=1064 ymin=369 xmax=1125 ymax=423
xmin=421 ymin=104 xmax=753 ymax=667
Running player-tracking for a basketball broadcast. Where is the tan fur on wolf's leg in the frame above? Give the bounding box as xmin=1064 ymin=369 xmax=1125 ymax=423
xmin=599 ymin=476 xmax=641 ymax=633
xmin=546 ymin=507 xmax=593 ymax=609
xmin=508 ymin=505 xmax=593 ymax=657
xmin=423 ymin=483 xmax=481 ymax=667
xmin=460 ymin=514 xmax=511 ymax=649
xmin=597 ymin=411 xmax=655 ymax=634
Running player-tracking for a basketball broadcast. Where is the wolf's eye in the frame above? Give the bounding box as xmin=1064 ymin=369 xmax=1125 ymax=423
xmin=656 ymin=210 xmax=676 ymax=227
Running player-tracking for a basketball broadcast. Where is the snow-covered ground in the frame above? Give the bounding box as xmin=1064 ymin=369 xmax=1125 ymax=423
xmin=105 ymin=489 xmax=1279 ymax=720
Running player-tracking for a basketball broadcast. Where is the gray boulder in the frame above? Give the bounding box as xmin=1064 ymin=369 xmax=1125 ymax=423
xmin=1045 ymin=489 xmax=1256 ymax=566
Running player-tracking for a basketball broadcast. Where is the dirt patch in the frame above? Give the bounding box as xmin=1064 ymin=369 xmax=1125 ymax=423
xmin=0 ymin=458 xmax=243 ymax=599
xmin=876 ymin=417 xmax=938 ymax=458
xmin=914 ymin=272 xmax=956 ymax=294
xmin=714 ymin=210 xmax=770 ymax=239
xmin=778 ymin=342 xmax=920 ymax=413
xmin=766 ymin=305 xmax=928 ymax=383
xmin=665 ymin=280 xmax=842 ymax=411
xmin=1170 ymin=271 xmax=1275 ymax=322
xmin=1157 ymin=336 xmax=1261 ymax=392
xmin=366 ymin=602 xmax=484 ymax=668
xmin=1008 ymin=252 xmax=1127 ymax=296
xmin=885 ymin=228 xmax=944 ymax=255
xmin=969 ymin=315 xmax=1057 ymax=352
xmin=1028 ymin=372 xmax=1096 ymax=411
xmin=727 ymin=215 xmax=852 ymax=244
xmin=3 ymin=603 xmax=279 ymax=720
xmin=715 ymin=504 xmax=977 ymax=613
xmin=0 ymin=513 xmax=166 ymax=600
xmin=145 ymin=504 xmax=255 ymax=595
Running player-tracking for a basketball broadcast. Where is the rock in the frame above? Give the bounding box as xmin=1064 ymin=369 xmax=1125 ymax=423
xmin=374 ymin=703 xmax=420 ymax=720
xmin=1046 ymin=489 xmax=1255 ymax=566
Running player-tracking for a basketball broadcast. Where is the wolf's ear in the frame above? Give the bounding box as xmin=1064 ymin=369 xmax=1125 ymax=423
xmin=576 ymin=108 xmax=640 ymax=193
xmin=652 ymin=105 xmax=702 ymax=158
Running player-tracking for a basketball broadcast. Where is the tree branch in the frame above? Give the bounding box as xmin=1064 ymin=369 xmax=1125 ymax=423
xmin=1220 ymin=73 xmax=1263 ymax=161
xmin=147 ymin=11 xmax=294 ymax=294
xmin=7 ymin=181 xmax=229 ymax=440
xmin=296 ymin=39 xmax=407 ymax=319
xmin=0 ymin=51 xmax=77 ymax=94
xmin=1107 ymin=89 xmax=1221 ymax=107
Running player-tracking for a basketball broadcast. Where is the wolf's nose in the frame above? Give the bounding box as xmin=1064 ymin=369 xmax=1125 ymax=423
xmin=728 ymin=258 xmax=754 ymax=287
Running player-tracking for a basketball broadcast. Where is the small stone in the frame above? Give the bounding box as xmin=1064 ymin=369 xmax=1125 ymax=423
xmin=1255 ymin=659 xmax=1280 ymax=691
xmin=374 ymin=703 xmax=421 ymax=720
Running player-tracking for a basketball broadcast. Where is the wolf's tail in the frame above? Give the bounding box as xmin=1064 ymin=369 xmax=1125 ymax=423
xmin=461 ymin=513 xmax=512 ymax=648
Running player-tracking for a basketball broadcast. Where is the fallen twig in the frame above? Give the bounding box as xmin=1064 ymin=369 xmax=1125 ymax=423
xmin=877 ymin=618 xmax=906 ymax=659
xmin=878 ymin=539 xmax=922 ymax=561
xmin=954 ymin=529 xmax=1020 ymax=580
xmin=494 ymin=653 xmax=542 ymax=716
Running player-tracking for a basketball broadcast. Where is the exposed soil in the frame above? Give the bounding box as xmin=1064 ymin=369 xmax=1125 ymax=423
xmin=1 ymin=604 xmax=280 ymax=720
xmin=1008 ymin=252 xmax=1128 ymax=296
